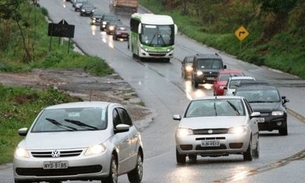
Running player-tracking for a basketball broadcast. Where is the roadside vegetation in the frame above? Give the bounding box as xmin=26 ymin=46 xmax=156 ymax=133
xmin=141 ymin=0 xmax=305 ymax=79
xmin=0 ymin=1 xmax=114 ymax=164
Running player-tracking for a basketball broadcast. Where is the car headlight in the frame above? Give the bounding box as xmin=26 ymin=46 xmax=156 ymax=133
xmin=196 ymin=70 xmax=203 ymax=76
xmin=15 ymin=147 xmax=30 ymax=158
xmin=109 ymin=26 xmax=115 ymax=31
xmin=176 ymin=128 xmax=193 ymax=137
xmin=272 ymin=111 xmax=284 ymax=116
xmin=85 ymin=144 xmax=106 ymax=156
xmin=102 ymin=21 xmax=107 ymax=25
xmin=81 ymin=9 xmax=85 ymax=12
xmin=228 ymin=126 xmax=247 ymax=135
xmin=186 ymin=65 xmax=193 ymax=72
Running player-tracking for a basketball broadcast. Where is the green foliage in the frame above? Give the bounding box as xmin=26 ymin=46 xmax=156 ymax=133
xmin=251 ymin=0 xmax=297 ymax=14
xmin=0 ymin=85 xmax=82 ymax=164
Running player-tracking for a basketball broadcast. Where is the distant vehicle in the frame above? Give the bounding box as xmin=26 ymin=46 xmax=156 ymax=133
xmin=191 ymin=53 xmax=227 ymax=88
xmin=90 ymin=10 xmax=104 ymax=25
xmin=110 ymin=0 xmax=138 ymax=14
xmin=73 ymin=0 xmax=88 ymax=11
xmin=213 ymin=69 xmax=245 ymax=96
xmin=234 ymin=84 xmax=290 ymax=135
xmin=13 ymin=101 xmax=144 ymax=183
xmin=79 ymin=3 xmax=96 ymax=16
xmin=105 ymin=20 xmax=123 ymax=35
xmin=100 ymin=13 xmax=120 ymax=31
xmin=129 ymin=13 xmax=178 ymax=62
xmin=113 ymin=25 xmax=130 ymax=40
xmin=237 ymin=80 xmax=269 ymax=87
xmin=181 ymin=56 xmax=194 ymax=79
xmin=224 ymin=76 xmax=255 ymax=96
xmin=173 ymin=96 xmax=260 ymax=164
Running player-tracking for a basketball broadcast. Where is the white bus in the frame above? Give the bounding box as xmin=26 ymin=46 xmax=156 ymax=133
xmin=129 ymin=13 xmax=178 ymax=62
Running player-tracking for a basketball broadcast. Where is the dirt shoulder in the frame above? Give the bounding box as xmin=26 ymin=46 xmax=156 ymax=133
xmin=0 ymin=68 xmax=156 ymax=131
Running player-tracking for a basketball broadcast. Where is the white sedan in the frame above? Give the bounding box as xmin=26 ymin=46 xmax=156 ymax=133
xmin=174 ymin=96 xmax=261 ymax=164
xmin=13 ymin=101 xmax=144 ymax=183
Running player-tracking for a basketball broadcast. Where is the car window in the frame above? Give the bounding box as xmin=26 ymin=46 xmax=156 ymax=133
xmin=236 ymin=89 xmax=280 ymax=102
xmin=229 ymin=79 xmax=254 ymax=89
xmin=197 ymin=59 xmax=222 ymax=69
xmin=113 ymin=108 xmax=121 ymax=127
xmin=32 ymin=107 xmax=107 ymax=132
xmin=117 ymin=108 xmax=133 ymax=126
xmin=185 ymin=99 xmax=245 ymax=118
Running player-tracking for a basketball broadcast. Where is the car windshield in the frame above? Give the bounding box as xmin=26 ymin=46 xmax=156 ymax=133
xmin=31 ymin=107 xmax=107 ymax=132
xmin=185 ymin=57 xmax=194 ymax=63
xmin=197 ymin=59 xmax=222 ymax=69
xmin=82 ymin=4 xmax=94 ymax=8
xmin=104 ymin=15 xmax=118 ymax=21
xmin=140 ymin=24 xmax=174 ymax=46
xmin=185 ymin=99 xmax=245 ymax=118
xmin=235 ymin=89 xmax=280 ymax=102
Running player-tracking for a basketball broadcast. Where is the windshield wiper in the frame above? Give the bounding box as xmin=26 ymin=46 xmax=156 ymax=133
xmin=45 ymin=118 xmax=77 ymax=131
xmin=227 ymin=101 xmax=240 ymax=116
xmin=213 ymin=102 xmax=218 ymax=116
xmin=149 ymin=33 xmax=157 ymax=46
xmin=64 ymin=119 xmax=99 ymax=130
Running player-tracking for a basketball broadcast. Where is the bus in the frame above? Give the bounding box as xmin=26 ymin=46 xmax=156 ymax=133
xmin=129 ymin=13 xmax=178 ymax=62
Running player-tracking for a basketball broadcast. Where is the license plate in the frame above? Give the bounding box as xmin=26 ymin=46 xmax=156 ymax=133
xmin=257 ymin=118 xmax=265 ymax=123
xmin=43 ymin=161 xmax=68 ymax=169
xmin=207 ymin=77 xmax=215 ymax=80
xmin=201 ymin=140 xmax=220 ymax=147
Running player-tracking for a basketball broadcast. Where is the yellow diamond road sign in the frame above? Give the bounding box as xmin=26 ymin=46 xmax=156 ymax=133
xmin=235 ymin=26 xmax=249 ymax=41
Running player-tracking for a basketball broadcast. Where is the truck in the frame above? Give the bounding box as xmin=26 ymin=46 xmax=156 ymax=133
xmin=110 ymin=0 xmax=138 ymax=14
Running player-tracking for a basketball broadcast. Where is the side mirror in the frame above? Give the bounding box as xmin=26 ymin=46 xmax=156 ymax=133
xmin=18 ymin=127 xmax=28 ymax=136
xmin=223 ymin=65 xmax=227 ymax=69
xmin=138 ymin=23 xmax=142 ymax=34
xmin=173 ymin=114 xmax=181 ymax=121
xmin=250 ymin=112 xmax=261 ymax=119
xmin=115 ymin=124 xmax=130 ymax=133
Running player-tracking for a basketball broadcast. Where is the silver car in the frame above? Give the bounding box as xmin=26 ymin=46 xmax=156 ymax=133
xmin=223 ymin=76 xmax=256 ymax=96
xmin=174 ymin=96 xmax=260 ymax=164
xmin=13 ymin=101 xmax=144 ymax=183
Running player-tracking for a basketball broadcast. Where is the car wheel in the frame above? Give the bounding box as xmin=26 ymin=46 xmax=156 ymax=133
xmin=192 ymin=80 xmax=199 ymax=88
xmin=127 ymin=151 xmax=143 ymax=183
xmin=176 ymin=148 xmax=186 ymax=164
xmin=102 ymin=155 xmax=118 ymax=183
xmin=188 ymin=154 xmax=197 ymax=162
xmin=279 ymin=126 xmax=288 ymax=136
xmin=14 ymin=180 xmax=32 ymax=183
xmin=243 ymin=138 xmax=253 ymax=161
xmin=253 ymin=138 xmax=259 ymax=158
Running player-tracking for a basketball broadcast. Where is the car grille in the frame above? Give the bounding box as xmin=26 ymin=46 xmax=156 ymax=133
xmin=149 ymin=53 xmax=167 ymax=57
xmin=195 ymin=144 xmax=226 ymax=150
xmin=193 ymin=128 xmax=228 ymax=135
xmin=16 ymin=165 xmax=102 ymax=176
xmin=31 ymin=150 xmax=83 ymax=158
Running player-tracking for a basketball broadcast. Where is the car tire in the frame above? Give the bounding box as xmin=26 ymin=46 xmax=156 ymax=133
xmin=14 ymin=180 xmax=32 ymax=183
xmin=243 ymin=138 xmax=253 ymax=161
xmin=279 ymin=126 xmax=288 ymax=136
xmin=176 ymin=148 xmax=186 ymax=164
xmin=192 ymin=80 xmax=199 ymax=88
xmin=102 ymin=155 xmax=118 ymax=183
xmin=188 ymin=154 xmax=197 ymax=162
xmin=127 ymin=152 xmax=143 ymax=183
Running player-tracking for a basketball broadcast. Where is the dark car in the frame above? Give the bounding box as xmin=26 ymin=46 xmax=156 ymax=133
xmin=90 ymin=10 xmax=104 ymax=25
xmin=191 ymin=53 xmax=227 ymax=88
xmin=105 ymin=20 xmax=123 ymax=35
xmin=100 ymin=13 xmax=120 ymax=31
xmin=234 ymin=85 xmax=290 ymax=135
xmin=113 ymin=25 xmax=130 ymax=40
xmin=181 ymin=56 xmax=194 ymax=79
xmin=79 ymin=3 xmax=96 ymax=16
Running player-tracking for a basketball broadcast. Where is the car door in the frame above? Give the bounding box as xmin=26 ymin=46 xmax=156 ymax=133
xmin=117 ymin=107 xmax=139 ymax=172
xmin=112 ymin=108 xmax=130 ymax=174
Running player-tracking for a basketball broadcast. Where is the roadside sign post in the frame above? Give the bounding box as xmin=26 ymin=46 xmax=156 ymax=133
xmin=48 ymin=19 xmax=75 ymax=53
xmin=235 ymin=25 xmax=249 ymax=50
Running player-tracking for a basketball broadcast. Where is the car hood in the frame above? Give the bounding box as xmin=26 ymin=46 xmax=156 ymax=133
xmin=249 ymin=102 xmax=284 ymax=112
xmin=20 ymin=131 xmax=111 ymax=150
xmin=178 ymin=116 xmax=248 ymax=129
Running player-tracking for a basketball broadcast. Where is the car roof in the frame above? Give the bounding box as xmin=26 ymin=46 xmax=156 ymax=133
xmin=236 ymin=84 xmax=278 ymax=91
xmin=191 ymin=96 xmax=245 ymax=101
xmin=44 ymin=101 xmax=120 ymax=110
xmin=195 ymin=53 xmax=222 ymax=59
xmin=218 ymin=69 xmax=244 ymax=74
xmin=229 ymin=76 xmax=255 ymax=80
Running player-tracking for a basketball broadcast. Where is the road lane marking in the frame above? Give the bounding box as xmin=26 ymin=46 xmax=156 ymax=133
xmin=287 ymin=108 xmax=305 ymax=124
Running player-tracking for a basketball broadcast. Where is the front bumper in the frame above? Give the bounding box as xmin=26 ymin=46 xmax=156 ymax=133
xmin=13 ymin=149 xmax=111 ymax=182
xmin=176 ymin=133 xmax=250 ymax=156
xmin=257 ymin=114 xmax=287 ymax=131
xmin=139 ymin=49 xmax=174 ymax=59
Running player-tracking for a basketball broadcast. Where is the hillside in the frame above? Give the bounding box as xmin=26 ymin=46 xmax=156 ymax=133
xmin=140 ymin=0 xmax=305 ymax=79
